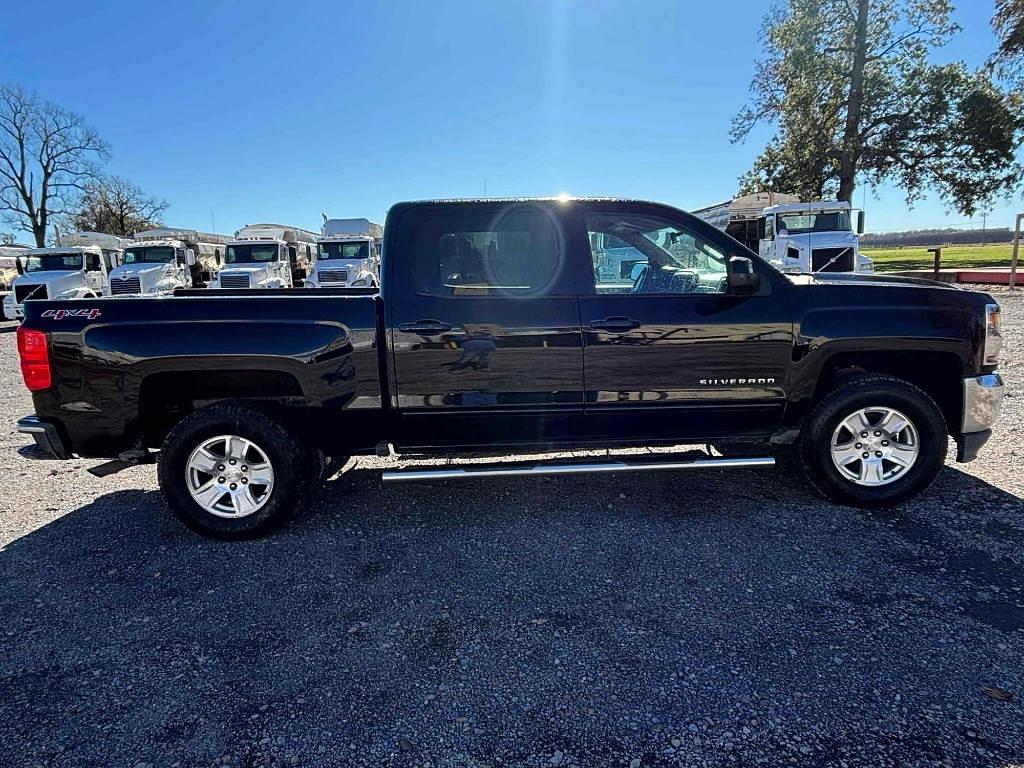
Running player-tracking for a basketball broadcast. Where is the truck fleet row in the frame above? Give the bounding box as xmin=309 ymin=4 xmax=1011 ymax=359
xmin=2 ymin=217 xmax=385 ymax=319
xmin=2 ymin=193 xmax=869 ymax=321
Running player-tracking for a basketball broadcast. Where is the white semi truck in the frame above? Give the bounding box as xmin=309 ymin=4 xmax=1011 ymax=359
xmin=4 ymin=232 xmax=126 ymax=320
xmin=108 ymin=228 xmax=230 ymax=296
xmin=211 ymin=224 xmax=317 ymax=289
xmin=0 ymin=244 xmax=30 ymax=290
xmin=693 ymin=192 xmax=873 ymax=274
xmin=0 ymin=243 xmax=31 ymax=320
xmin=306 ymin=217 xmax=383 ymax=289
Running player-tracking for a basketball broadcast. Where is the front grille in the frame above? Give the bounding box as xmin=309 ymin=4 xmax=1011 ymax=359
xmin=811 ymin=248 xmax=854 ymax=272
xmin=14 ymin=284 xmax=47 ymax=303
xmin=318 ymin=269 xmax=349 ymax=284
xmin=219 ymin=274 xmax=251 ymax=289
xmin=110 ymin=276 xmax=141 ymax=295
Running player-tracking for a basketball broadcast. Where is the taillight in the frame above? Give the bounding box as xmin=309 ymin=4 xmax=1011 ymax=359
xmin=16 ymin=327 xmax=52 ymax=391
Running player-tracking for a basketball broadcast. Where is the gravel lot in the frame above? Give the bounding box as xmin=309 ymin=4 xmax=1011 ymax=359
xmin=1 ymin=289 xmax=1022 ymax=768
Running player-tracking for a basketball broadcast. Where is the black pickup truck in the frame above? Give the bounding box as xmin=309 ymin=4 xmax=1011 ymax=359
xmin=16 ymin=198 xmax=1005 ymax=538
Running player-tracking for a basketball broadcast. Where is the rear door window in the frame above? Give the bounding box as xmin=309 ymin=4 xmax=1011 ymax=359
xmin=411 ymin=205 xmax=567 ymax=297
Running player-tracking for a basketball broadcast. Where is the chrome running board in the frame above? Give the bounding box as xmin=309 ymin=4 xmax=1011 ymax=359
xmin=381 ymin=455 xmax=774 ymax=484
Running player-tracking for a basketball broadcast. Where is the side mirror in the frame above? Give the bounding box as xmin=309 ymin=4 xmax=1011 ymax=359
xmin=15 ymin=258 xmax=24 ymax=276
xmin=857 ymin=210 xmax=865 ymax=234
xmin=185 ymin=248 xmax=196 ymax=266
xmin=726 ymin=255 xmax=761 ymax=296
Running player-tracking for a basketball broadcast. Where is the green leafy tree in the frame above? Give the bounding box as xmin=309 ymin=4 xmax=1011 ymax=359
xmin=733 ymin=0 xmax=1024 ymax=215
xmin=990 ymin=0 xmax=1024 ymax=91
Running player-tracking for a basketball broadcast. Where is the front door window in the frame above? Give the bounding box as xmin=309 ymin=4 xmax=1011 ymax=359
xmin=586 ymin=213 xmax=728 ymax=295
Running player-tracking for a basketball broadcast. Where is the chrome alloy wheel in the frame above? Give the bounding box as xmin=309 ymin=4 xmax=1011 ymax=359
xmin=185 ymin=435 xmax=275 ymax=518
xmin=830 ymin=406 xmax=919 ymax=487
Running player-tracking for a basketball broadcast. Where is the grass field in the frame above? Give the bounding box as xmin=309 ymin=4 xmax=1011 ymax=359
xmin=865 ymin=243 xmax=1016 ymax=273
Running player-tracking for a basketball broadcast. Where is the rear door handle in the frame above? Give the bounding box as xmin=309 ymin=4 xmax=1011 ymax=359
xmin=398 ymin=319 xmax=453 ymax=334
xmin=589 ymin=316 xmax=641 ymax=332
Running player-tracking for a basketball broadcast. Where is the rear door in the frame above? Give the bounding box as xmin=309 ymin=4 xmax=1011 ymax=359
xmin=578 ymin=201 xmax=794 ymax=442
xmin=387 ymin=201 xmax=586 ymax=450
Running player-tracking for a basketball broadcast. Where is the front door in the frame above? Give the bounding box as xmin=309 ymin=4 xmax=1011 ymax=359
xmin=578 ymin=202 xmax=793 ymax=443
xmin=388 ymin=201 xmax=585 ymax=450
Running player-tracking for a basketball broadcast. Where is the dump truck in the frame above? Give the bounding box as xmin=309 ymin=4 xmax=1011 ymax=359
xmin=306 ymin=217 xmax=383 ymax=288
xmin=693 ymin=192 xmax=873 ymax=274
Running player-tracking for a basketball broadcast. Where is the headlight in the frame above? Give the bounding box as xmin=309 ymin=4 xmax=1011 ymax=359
xmin=983 ymin=303 xmax=1002 ymax=366
xmin=352 ymin=278 xmax=368 ymax=287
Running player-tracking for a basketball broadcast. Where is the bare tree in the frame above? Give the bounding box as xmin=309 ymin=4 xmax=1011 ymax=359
xmin=70 ymin=175 xmax=168 ymax=237
xmin=0 ymin=85 xmax=109 ymax=246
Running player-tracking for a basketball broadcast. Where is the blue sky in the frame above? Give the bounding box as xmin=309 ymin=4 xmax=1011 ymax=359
xmin=2 ymin=0 xmax=1018 ymax=237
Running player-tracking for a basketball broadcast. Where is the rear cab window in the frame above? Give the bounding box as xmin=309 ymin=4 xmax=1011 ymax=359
xmin=406 ymin=203 xmax=571 ymax=298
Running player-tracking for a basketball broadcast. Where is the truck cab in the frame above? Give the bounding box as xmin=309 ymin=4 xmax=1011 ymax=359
xmin=306 ymin=218 xmax=383 ymax=288
xmin=212 ymin=225 xmax=316 ymax=289
xmin=760 ymin=201 xmax=874 ymax=274
xmin=109 ymin=239 xmax=198 ymax=296
xmin=4 ymin=234 xmax=123 ymax=320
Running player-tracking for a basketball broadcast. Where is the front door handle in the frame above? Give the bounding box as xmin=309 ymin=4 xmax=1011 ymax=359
xmin=589 ymin=316 xmax=641 ymax=332
xmin=398 ymin=319 xmax=453 ymax=334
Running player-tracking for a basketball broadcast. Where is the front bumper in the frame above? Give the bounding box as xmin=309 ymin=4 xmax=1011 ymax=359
xmin=16 ymin=415 xmax=71 ymax=459
xmin=955 ymin=374 xmax=1004 ymax=462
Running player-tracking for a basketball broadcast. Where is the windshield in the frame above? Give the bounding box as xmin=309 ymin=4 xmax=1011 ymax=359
xmin=776 ymin=210 xmax=851 ymax=235
xmin=123 ymin=246 xmax=175 ymax=264
xmin=319 ymin=241 xmax=369 ymax=261
xmin=225 ymin=243 xmax=279 ymax=263
xmin=24 ymin=253 xmax=83 ymax=273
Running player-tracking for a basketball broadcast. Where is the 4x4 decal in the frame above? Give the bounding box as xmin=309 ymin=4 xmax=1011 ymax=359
xmin=40 ymin=308 xmax=102 ymax=320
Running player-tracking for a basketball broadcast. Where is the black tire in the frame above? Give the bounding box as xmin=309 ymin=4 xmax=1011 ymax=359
xmin=158 ymin=402 xmax=311 ymax=539
xmin=799 ymin=375 xmax=947 ymax=508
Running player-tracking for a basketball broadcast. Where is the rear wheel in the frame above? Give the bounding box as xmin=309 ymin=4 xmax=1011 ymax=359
xmin=158 ymin=403 xmax=310 ymax=539
xmin=800 ymin=375 xmax=947 ymax=508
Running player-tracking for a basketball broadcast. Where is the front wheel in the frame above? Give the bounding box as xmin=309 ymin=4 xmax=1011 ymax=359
xmin=158 ymin=403 xmax=310 ymax=539
xmin=800 ymin=375 xmax=948 ymax=508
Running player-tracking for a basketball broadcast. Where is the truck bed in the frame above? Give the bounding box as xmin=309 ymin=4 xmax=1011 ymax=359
xmin=22 ymin=291 xmax=384 ymax=457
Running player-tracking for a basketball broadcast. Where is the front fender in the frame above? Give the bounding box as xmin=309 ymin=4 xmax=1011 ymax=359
xmin=783 ymin=302 xmax=977 ymax=422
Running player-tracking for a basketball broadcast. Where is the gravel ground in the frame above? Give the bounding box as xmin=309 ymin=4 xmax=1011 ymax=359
xmin=0 ymin=290 xmax=1022 ymax=768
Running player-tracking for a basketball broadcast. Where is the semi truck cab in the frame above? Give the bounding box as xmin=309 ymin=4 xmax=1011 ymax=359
xmin=212 ymin=225 xmax=316 ymax=289
xmin=305 ymin=236 xmax=379 ymax=288
xmin=761 ymin=201 xmax=874 ymax=274
xmin=109 ymin=239 xmax=197 ymax=296
xmin=306 ymin=217 xmax=383 ymax=289
xmin=694 ymin=194 xmax=873 ymax=275
xmin=5 ymin=240 xmax=121 ymax=320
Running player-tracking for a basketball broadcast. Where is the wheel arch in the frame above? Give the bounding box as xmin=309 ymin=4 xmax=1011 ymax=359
xmin=139 ymin=369 xmax=304 ymax=447
xmin=807 ymin=349 xmax=963 ymax=433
